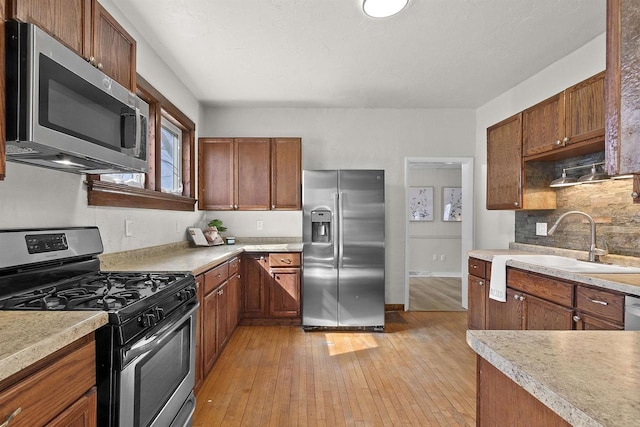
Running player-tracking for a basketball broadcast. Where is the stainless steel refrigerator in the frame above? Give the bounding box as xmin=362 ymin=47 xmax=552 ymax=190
xmin=302 ymin=170 xmax=385 ymax=331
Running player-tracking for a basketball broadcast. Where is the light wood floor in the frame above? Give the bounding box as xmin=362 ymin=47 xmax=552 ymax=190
xmin=409 ymin=277 xmax=465 ymax=311
xmin=193 ymin=312 xmax=476 ymax=426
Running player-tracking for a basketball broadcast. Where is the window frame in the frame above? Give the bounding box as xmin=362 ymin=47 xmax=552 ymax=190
xmin=86 ymin=75 xmax=196 ymax=211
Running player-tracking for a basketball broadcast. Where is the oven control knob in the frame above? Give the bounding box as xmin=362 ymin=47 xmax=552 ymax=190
xmin=139 ymin=312 xmax=157 ymax=327
xmin=155 ymin=307 xmax=165 ymax=321
xmin=177 ymin=290 xmax=187 ymax=301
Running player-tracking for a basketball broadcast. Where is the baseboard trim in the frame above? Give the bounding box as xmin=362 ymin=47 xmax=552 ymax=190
xmin=385 ymin=304 xmax=404 ymax=312
xmin=410 ymin=272 xmax=462 ymax=278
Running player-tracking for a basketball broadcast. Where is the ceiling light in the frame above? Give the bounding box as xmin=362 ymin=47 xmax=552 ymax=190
xmin=362 ymin=0 xmax=408 ymax=18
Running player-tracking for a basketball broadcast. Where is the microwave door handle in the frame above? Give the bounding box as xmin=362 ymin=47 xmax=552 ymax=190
xmin=134 ymin=107 xmax=142 ymax=158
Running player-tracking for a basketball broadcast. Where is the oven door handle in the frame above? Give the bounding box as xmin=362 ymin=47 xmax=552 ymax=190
xmin=121 ymin=300 xmax=199 ymax=367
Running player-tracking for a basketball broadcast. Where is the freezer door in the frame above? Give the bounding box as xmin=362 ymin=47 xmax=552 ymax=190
xmin=302 ymin=170 xmax=339 ymax=327
xmin=338 ymin=170 xmax=385 ymax=327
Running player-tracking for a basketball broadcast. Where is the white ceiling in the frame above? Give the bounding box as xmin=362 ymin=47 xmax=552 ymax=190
xmin=110 ymin=0 xmax=606 ymax=109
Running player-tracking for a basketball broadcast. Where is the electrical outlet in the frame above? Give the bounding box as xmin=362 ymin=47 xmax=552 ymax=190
xmin=536 ymin=222 xmax=548 ymax=236
xmin=256 ymin=220 xmax=264 ymax=230
xmin=440 ymin=254 xmax=446 ymax=262
xmin=432 ymin=254 xmax=438 ymax=261
xmin=125 ymin=219 xmax=133 ymax=237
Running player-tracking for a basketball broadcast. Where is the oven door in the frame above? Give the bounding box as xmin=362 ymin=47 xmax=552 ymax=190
xmin=118 ymin=300 xmax=198 ymax=427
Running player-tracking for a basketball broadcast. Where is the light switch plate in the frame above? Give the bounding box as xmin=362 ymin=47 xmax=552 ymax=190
xmin=536 ymin=222 xmax=547 ymax=236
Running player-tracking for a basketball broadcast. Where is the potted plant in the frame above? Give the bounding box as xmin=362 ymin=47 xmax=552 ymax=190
xmin=204 ymin=219 xmax=226 ymax=245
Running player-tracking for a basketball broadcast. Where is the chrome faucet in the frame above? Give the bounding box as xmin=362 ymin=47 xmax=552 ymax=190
xmin=547 ymin=211 xmax=607 ymax=262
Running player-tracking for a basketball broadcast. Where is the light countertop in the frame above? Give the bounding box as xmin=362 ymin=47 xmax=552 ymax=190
xmin=100 ymin=241 xmax=303 ymax=275
xmin=0 ymin=311 xmax=108 ymax=383
xmin=467 ymin=329 xmax=640 ymax=426
xmin=468 ymin=244 xmax=640 ymax=296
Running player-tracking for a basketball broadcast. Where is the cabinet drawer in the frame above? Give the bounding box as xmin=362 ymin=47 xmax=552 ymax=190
xmin=204 ymin=262 xmax=229 ymax=294
xmin=468 ymin=258 xmax=487 ymax=278
xmin=507 ymin=269 xmax=573 ymax=307
xmin=0 ymin=339 xmax=95 ymax=427
xmin=269 ymin=253 xmax=301 ymax=268
xmin=228 ymin=257 xmax=240 ymax=276
xmin=575 ymin=285 xmax=624 ymax=324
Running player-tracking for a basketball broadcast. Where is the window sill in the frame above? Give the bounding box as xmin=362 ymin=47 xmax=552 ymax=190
xmin=86 ymin=180 xmax=196 ymax=211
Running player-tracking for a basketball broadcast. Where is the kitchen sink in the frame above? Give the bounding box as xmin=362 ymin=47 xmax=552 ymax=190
xmin=510 ymin=255 xmax=640 ymax=274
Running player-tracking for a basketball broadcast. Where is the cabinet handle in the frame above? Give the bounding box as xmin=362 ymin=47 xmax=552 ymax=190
xmin=573 ymin=315 xmax=581 ymax=322
xmin=272 ymin=205 xmax=276 ymax=209
xmin=1 ymin=407 xmax=22 ymax=427
xmin=514 ymin=201 xmax=519 ymax=207
xmin=229 ymin=204 xmax=234 ymax=209
xmin=632 ymin=192 xmax=639 ymax=199
xmin=563 ymin=137 xmax=569 ymax=143
xmin=555 ymin=139 xmax=562 ymax=146
xmin=478 ymin=281 xmax=484 ymax=286
xmin=514 ymin=294 xmax=519 ymax=300
xmin=514 ymin=295 xmax=524 ymax=301
xmin=472 ymin=265 xmax=478 ymax=269
xmin=87 ymin=56 xmax=96 ymax=66
xmin=586 ymin=297 xmax=608 ymax=306
xmin=280 ymin=258 xmax=292 ymax=264
xmin=234 ymin=205 xmax=238 ymax=209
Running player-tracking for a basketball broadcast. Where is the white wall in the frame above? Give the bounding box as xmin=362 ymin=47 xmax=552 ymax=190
xmin=200 ymin=107 xmax=476 ymax=304
xmin=408 ymin=167 xmax=462 ymax=276
xmin=474 ymin=33 xmax=606 ymax=250
xmin=0 ymin=0 xmax=205 ymax=254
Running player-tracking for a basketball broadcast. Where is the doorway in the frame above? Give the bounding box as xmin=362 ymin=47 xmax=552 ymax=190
xmin=404 ymin=157 xmax=474 ymax=311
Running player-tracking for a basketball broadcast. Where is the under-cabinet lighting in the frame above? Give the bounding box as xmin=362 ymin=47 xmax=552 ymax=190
xmin=550 ymin=162 xmax=611 ymax=188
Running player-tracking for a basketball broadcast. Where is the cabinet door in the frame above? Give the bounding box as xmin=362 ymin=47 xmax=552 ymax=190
xmin=46 ymin=387 xmax=97 ymax=427
xmin=92 ymin=1 xmax=136 ymax=91
xmin=194 ymin=275 xmax=204 ymax=394
xmin=271 ymin=138 xmax=301 ymax=210
xmin=573 ymin=311 xmax=623 ymax=331
xmin=524 ymin=294 xmax=573 ymax=330
xmin=198 ymin=138 xmax=235 ymax=210
xmin=564 ymin=71 xmax=605 ymax=146
xmin=202 ymin=288 xmax=218 ymax=373
xmin=467 ymin=275 xmax=487 ymax=330
xmin=216 ymin=282 xmax=229 ymax=351
xmin=486 ymin=113 xmax=523 ymax=210
xmin=9 ymin=0 xmax=92 ymax=56
xmin=226 ymin=273 xmax=241 ymax=335
xmin=241 ymin=254 xmax=267 ymax=317
xmin=236 ymin=138 xmax=271 ymax=210
xmin=522 ymin=93 xmax=565 ymax=157
xmin=269 ymin=268 xmax=301 ymax=317
xmin=487 ymin=288 xmax=523 ymax=330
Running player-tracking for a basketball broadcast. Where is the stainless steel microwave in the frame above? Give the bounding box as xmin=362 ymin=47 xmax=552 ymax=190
xmin=5 ymin=21 xmax=148 ymax=174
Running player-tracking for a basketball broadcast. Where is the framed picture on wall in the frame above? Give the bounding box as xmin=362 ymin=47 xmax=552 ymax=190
xmin=409 ymin=187 xmax=434 ymax=221
xmin=442 ymin=187 xmax=462 ymax=221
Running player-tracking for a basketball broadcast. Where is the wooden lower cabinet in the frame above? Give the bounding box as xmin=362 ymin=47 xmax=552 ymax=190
xmin=0 ymin=334 xmax=97 ymax=427
xmin=467 ymin=274 xmax=488 ymax=330
xmin=477 ymin=357 xmax=570 ymax=426
xmin=241 ymin=252 xmax=302 ymax=325
xmin=488 ymin=287 xmax=524 ymax=330
xmin=202 ymin=284 xmax=219 ymax=374
xmin=215 ymin=281 xmax=229 ymax=351
xmin=524 ymin=293 xmax=573 ymax=330
xmin=573 ymin=311 xmax=624 ymax=330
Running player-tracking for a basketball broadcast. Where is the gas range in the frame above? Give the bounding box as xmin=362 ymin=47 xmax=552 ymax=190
xmin=0 ymin=227 xmax=198 ymax=426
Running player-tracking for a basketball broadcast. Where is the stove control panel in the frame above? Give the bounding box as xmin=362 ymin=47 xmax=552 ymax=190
xmin=25 ymin=233 xmax=68 ymax=254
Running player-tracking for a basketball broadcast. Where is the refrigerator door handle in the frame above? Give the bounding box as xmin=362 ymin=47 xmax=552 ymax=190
xmin=338 ymin=191 xmax=344 ymax=269
xmin=333 ymin=192 xmax=339 ymax=269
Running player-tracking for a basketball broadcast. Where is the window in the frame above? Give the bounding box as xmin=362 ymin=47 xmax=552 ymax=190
xmin=86 ymin=75 xmax=196 ymax=211
xmin=161 ymin=119 xmax=183 ymax=194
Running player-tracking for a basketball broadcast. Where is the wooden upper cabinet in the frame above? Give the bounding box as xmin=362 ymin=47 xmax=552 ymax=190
xmin=92 ymin=1 xmax=136 ymax=91
xmin=8 ymin=0 xmax=136 ymax=92
xmin=486 ymin=113 xmax=523 ymax=209
xmin=271 ymin=138 xmax=302 ymax=210
xmin=606 ymin=0 xmax=640 ymax=204
xmin=522 ymin=92 xmax=565 ymax=157
xmin=198 ymin=138 xmax=234 ymax=210
xmin=565 ymin=71 xmax=605 ymax=147
xmin=236 ymin=138 xmax=271 ymax=210
xmin=198 ymin=137 xmax=302 ymax=211
xmin=8 ymin=0 xmax=92 ymax=56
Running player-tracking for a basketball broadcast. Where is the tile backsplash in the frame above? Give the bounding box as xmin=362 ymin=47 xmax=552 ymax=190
xmin=515 ymin=177 xmax=640 ymax=258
